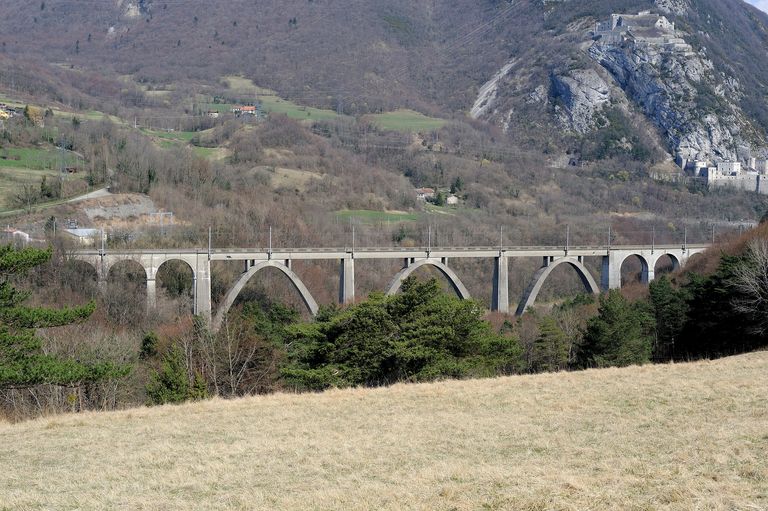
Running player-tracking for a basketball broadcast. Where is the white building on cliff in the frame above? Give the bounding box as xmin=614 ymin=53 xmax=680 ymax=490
xmin=594 ymin=11 xmax=692 ymax=53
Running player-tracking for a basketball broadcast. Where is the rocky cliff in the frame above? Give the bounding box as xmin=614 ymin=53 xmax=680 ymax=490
xmin=587 ymin=33 xmax=756 ymax=162
xmin=550 ymin=69 xmax=611 ymax=135
xmin=471 ymin=0 xmax=768 ymax=164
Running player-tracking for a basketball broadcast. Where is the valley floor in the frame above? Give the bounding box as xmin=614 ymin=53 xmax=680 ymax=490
xmin=1 ymin=353 xmax=767 ymax=510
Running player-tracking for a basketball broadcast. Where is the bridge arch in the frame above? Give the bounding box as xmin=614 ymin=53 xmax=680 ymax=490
xmin=155 ymin=258 xmax=196 ymax=295
xmin=516 ymin=257 xmax=600 ymax=315
xmin=213 ymin=261 xmax=319 ymax=332
xmin=60 ymin=258 xmax=100 ymax=298
xmin=386 ymin=259 xmax=471 ymax=300
xmin=618 ymin=253 xmax=651 ymax=285
xmin=65 ymin=255 xmax=100 ymax=279
xmin=104 ymin=258 xmax=150 ymax=325
xmin=652 ymin=253 xmax=680 ymax=276
xmin=106 ymin=258 xmax=150 ymax=283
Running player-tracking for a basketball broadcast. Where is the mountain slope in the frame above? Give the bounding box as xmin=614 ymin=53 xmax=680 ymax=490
xmin=475 ymin=0 xmax=768 ymax=162
xmin=0 ymin=0 xmax=767 ymax=163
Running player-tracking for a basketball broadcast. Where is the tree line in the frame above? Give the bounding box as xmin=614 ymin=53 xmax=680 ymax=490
xmin=1 ymin=227 xmax=766 ymax=419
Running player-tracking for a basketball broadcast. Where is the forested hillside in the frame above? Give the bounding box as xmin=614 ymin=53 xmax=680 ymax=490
xmin=1 ymin=0 xmax=767 ymax=142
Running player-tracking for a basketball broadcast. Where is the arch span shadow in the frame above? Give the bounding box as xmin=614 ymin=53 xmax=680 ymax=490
xmin=619 ymin=254 xmax=651 ymax=286
xmin=653 ymin=253 xmax=680 ymax=277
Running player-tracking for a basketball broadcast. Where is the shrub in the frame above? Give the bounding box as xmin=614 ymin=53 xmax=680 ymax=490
xmin=146 ymin=344 xmax=207 ymax=405
xmin=281 ymin=278 xmax=523 ymax=390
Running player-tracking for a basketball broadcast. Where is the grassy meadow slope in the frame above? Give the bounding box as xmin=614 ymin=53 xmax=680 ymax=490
xmin=1 ymin=352 xmax=766 ymax=510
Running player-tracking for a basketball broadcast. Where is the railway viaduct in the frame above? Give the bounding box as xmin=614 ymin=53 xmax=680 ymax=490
xmin=69 ymin=244 xmax=709 ymax=332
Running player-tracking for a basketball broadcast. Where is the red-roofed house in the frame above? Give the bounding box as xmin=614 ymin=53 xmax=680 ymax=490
xmin=415 ymin=187 xmax=435 ymax=200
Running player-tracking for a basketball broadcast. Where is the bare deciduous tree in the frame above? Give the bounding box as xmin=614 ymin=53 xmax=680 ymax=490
xmin=733 ymin=238 xmax=768 ymax=333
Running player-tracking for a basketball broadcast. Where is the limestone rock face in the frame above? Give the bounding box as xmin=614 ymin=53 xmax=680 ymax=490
xmin=655 ymin=0 xmax=690 ymax=16
xmin=550 ymin=69 xmax=611 ymax=134
xmin=588 ymin=37 xmax=753 ymax=161
xmin=467 ymin=2 xmax=766 ymax=163
xmin=470 ymin=62 xmax=515 ymax=119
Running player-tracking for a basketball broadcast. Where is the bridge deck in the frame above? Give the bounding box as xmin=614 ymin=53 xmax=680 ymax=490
xmin=71 ymin=244 xmax=709 ymax=261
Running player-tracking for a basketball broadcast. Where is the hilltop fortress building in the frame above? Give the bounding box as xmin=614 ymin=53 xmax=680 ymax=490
xmin=681 ymin=158 xmax=768 ymax=195
xmin=594 ymin=11 xmax=693 ymax=53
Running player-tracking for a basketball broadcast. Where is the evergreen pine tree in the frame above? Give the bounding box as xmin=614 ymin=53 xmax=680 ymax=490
xmin=648 ymin=276 xmax=688 ymax=361
xmin=531 ymin=316 xmax=569 ymax=373
xmin=0 ymin=245 xmax=126 ymax=388
xmin=578 ymin=290 xmax=654 ymax=368
xmin=146 ymin=344 xmax=208 ymax=405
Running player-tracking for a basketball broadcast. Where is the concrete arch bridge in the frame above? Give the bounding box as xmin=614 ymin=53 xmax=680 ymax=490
xmin=70 ymin=244 xmax=708 ymax=332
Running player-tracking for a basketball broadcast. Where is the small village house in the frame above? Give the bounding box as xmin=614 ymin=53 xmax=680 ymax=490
xmin=415 ymin=187 xmax=436 ymax=200
xmin=63 ymin=228 xmax=106 ymax=247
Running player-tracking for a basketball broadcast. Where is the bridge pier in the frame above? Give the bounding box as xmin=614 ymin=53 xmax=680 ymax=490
xmin=146 ymin=278 xmax=157 ymax=312
xmin=491 ymin=255 xmax=509 ymax=313
xmin=339 ymin=257 xmax=355 ymax=305
xmin=601 ymin=255 xmax=621 ymax=290
xmin=194 ymin=255 xmax=212 ymax=323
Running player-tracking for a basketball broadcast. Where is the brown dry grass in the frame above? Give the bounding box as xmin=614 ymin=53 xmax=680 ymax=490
xmin=1 ymin=353 xmax=767 ymax=510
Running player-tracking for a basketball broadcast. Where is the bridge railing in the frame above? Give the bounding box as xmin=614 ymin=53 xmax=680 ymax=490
xmin=67 ymin=243 xmax=711 ymax=256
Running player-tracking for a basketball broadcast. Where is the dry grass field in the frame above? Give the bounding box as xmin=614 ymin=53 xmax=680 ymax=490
xmin=1 ymin=352 xmax=767 ymax=510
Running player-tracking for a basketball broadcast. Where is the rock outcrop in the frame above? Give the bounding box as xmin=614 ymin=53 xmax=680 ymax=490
xmin=466 ymin=2 xmax=767 ymax=164
xmin=550 ymin=69 xmax=611 ymax=134
xmin=470 ymin=62 xmax=515 ymax=119
xmin=588 ymin=33 xmax=752 ymax=161
xmin=655 ymin=0 xmax=689 ymax=16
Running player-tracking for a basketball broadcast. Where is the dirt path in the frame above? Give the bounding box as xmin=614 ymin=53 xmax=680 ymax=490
xmin=64 ymin=187 xmax=111 ymax=204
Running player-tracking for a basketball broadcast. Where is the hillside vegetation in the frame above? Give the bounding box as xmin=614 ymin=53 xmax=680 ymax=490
xmin=1 ymin=352 xmax=766 ymax=510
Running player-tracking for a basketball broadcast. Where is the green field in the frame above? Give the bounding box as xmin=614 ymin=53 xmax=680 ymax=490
xmin=214 ymin=76 xmax=343 ymax=121
xmin=366 ymin=109 xmax=447 ymax=132
xmin=140 ymin=129 xmax=227 ymax=161
xmin=0 ymin=167 xmax=59 ymax=208
xmin=336 ymin=209 xmax=419 ymax=223
xmin=216 ymin=77 xmax=444 ymax=128
xmin=260 ymin=95 xmax=340 ymax=121
xmin=223 ymin=75 xmax=274 ymax=94
xmin=140 ymin=128 xmax=197 ymax=142
xmin=202 ymin=97 xmax=340 ymax=121
xmin=0 ymin=146 xmax=83 ymax=209
xmin=0 ymin=92 xmax=120 ymax=123
xmin=0 ymin=94 xmax=25 ymax=109
xmin=0 ymin=147 xmax=77 ymax=170
xmin=72 ymin=110 xmax=125 ymax=124
xmin=191 ymin=146 xmax=228 ymax=160
xmin=202 ymin=102 xmax=234 ymax=114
